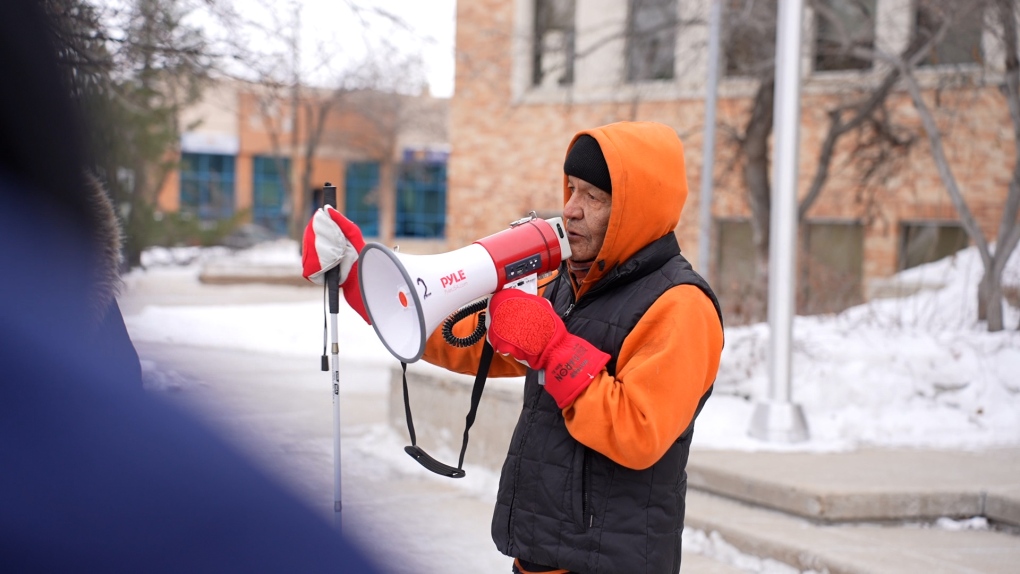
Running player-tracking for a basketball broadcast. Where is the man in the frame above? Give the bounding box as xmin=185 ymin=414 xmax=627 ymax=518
xmin=304 ymin=121 xmax=724 ymax=573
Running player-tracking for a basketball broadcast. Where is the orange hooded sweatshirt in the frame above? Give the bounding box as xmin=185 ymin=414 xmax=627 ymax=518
xmin=423 ymin=121 xmax=723 ymax=470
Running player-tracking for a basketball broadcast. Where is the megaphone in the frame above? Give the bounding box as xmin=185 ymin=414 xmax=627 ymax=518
xmin=358 ymin=214 xmax=571 ymax=363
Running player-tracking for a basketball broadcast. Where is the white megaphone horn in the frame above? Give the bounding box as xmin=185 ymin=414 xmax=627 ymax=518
xmin=358 ymin=213 xmax=571 ymax=363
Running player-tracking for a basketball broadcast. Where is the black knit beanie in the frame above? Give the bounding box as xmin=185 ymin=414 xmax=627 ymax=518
xmin=564 ymin=134 xmax=612 ymax=194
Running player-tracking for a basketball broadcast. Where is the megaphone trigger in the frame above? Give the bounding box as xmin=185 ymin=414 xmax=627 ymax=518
xmin=502 ymin=272 xmax=539 ymax=295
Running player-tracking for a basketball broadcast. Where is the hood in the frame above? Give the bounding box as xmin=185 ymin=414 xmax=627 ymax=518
xmin=83 ymin=172 xmax=124 ymax=327
xmin=562 ymin=121 xmax=688 ymax=296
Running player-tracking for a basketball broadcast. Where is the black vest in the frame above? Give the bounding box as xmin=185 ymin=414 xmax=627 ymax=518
xmin=490 ymin=234 xmax=722 ymax=574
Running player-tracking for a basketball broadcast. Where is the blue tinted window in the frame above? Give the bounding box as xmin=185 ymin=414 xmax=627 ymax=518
xmin=252 ymin=156 xmax=291 ymax=235
xmin=396 ymin=161 xmax=446 ymax=239
xmin=179 ymin=153 xmax=236 ymax=220
xmin=344 ymin=162 xmax=381 ymax=237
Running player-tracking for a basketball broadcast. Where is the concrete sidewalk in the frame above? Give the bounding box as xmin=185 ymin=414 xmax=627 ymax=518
xmin=685 ymin=490 xmax=1019 ymax=574
xmin=393 ymin=366 xmax=1020 ymax=574
xmin=686 ymin=450 xmax=1020 ymax=574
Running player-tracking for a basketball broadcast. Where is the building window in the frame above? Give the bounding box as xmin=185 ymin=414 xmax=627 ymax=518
xmin=723 ymin=0 xmax=776 ymax=77
xmin=252 ymin=156 xmax=291 ymax=235
xmin=396 ymin=160 xmax=446 ymax=239
xmin=814 ymin=0 xmax=876 ymax=72
xmin=799 ymin=221 xmax=864 ymax=315
xmin=715 ymin=218 xmax=865 ymax=321
xmin=898 ymin=221 xmax=969 ymax=271
xmin=344 ymin=162 xmax=380 ymax=237
xmin=533 ymin=0 xmax=575 ymax=87
xmin=915 ymin=0 xmax=984 ymax=66
xmin=714 ymin=218 xmax=757 ymax=324
xmin=626 ymin=0 xmax=677 ymax=82
xmin=179 ymin=153 xmax=236 ymax=220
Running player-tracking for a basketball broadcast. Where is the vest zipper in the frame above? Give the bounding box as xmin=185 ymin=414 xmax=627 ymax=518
xmin=562 ymin=303 xmax=575 ymax=319
xmin=506 ymin=375 xmax=543 ymax=549
xmin=583 ymin=452 xmax=592 ymax=529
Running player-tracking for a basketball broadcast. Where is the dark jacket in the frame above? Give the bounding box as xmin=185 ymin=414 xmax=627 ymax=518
xmin=492 ymin=235 xmax=721 ymax=573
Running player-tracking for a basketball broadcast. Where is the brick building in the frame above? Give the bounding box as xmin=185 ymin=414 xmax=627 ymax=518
xmin=446 ymin=0 xmax=1014 ymax=319
xmin=157 ymin=79 xmax=449 ymax=251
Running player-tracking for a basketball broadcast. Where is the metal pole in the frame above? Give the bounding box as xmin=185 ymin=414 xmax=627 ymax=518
xmin=697 ymin=0 xmax=722 ymax=279
xmin=749 ymin=0 xmax=809 ymax=442
xmin=323 ymin=183 xmax=344 ymax=530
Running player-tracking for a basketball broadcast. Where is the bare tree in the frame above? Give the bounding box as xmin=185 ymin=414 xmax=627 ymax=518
xmin=207 ymin=0 xmax=433 ymax=238
xmin=860 ymin=0 xmax=1020 ymax=331
xmin=315 ymin=48 xmax=441 ymax=245
xmin=716 ymin=0 xmax=988 ymax=322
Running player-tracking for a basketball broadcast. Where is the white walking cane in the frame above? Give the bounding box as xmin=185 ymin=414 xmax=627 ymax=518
xmin=321 ymin=182 xmax=343 ymax=532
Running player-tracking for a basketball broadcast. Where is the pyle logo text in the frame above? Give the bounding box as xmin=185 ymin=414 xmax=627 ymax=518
xmin=441 ymin=270 xmax=467 ymax=288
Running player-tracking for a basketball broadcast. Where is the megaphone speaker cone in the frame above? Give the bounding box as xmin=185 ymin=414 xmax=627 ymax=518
xmin=359 ymin=242 xmax=499 ymax=363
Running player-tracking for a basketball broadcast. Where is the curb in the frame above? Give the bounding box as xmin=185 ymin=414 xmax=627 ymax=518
xmin=687 ymin=449 xmax=1020 ymax=527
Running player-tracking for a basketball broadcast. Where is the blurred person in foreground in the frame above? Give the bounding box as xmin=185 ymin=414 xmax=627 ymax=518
xmin=0 ymin=1 xmax=382 ymax=571
xmin=303 ymin=121 xmax=724 ymax=573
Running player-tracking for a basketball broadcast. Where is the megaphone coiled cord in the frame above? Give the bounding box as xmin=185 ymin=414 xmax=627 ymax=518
xmin=442 ymin=299 xmax=488 ymax=348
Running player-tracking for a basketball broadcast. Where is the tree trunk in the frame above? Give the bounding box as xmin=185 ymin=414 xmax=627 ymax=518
xmin=293 ymin=99 xmax=334 ymax=237
xmin=742 ymin=77 xmax=775 ymax=322
xmin=997 ymin=0 xmax=1020 ymax=330
xmin=124 ymin=161 xmax=151 ymax=268
xmin=378 ymin=158 xmax=396 ymax=245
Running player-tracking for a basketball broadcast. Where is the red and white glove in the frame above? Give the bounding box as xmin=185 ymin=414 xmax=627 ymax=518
xmin=301 ymin=206 xmax=370 ymax=324
xmin=486 ymin=289 xmax=609 ymax=408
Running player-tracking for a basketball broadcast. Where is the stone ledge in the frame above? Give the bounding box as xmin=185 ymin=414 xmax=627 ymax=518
xmin=198 ymin=263 xmax=310 ymax=286
xmin=688 ymin=448 xmax=1020 ymax=527
xmin=986 ymin=488 xmax=1020 ymax=526
xmin=383 ymin=366 xmax=1020 ymax=528
xmin=688 ymin=462 xmax=986 ymax=523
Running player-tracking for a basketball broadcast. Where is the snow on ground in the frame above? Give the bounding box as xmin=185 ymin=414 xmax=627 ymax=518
xmin=124 ymin=240 xmax=1020 ymax=452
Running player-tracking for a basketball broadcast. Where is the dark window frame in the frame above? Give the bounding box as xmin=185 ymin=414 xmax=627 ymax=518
xmin=813 ymin=0 xmax=877 ymax=73
xmin=344 ymin=161 xmax=381 ymax=238
xmin=532 ymin=0 xmax=576 ymax=87
xmin=625 ymin=0 xmax=678 ymax=83
xmin=395 ymin=160 xmax=447 ymax=239
xmin=179 ymin=152 xmax=236 ymax=221
xmin=913 ymin=0 xmax=985 ymax=67
xmin=722 ymin=0 xmax=777 ymax=78
xmin=251 ymin=155 xmax=291 ymax=235
xmin=898 ymin=220 xmax=970 ymax=271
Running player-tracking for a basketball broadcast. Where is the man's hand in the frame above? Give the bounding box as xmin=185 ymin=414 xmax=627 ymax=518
xmin=302 ymin=207 xmax=370 ymax=324
xmin=486 ymin=289 xmax=609 ymax=408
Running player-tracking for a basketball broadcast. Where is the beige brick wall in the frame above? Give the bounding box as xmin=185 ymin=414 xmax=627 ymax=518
xmin=448 ymin=0 xmax=1015 ymax=291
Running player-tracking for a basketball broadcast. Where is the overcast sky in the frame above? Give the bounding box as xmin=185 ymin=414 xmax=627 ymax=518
xmin=293 ymin=0 xmax=457 ymax=97
xmin=100 ymin=0 xmax=458 ymax=97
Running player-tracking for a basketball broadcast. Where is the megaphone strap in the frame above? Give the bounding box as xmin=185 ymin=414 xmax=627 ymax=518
xmin=400 ymin=342 xmax=495 ymax=479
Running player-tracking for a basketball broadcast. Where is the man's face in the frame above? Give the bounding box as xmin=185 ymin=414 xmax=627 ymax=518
xmin=563 ymin=175 xmax=612 ymax=263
